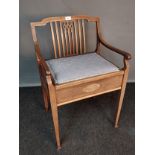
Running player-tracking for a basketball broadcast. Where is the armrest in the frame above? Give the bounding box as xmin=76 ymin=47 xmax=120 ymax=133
xmin=99 ymin=38 xmax=132 ymax=60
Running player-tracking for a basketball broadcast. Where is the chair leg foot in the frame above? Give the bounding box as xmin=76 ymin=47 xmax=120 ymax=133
xmin=53 ymin=115 xmax=61 ymax=150
xmin=114 ymin=89 xmax=125 ymax=128
xmin=50 ymin=99 xmax=61 ymax=149
xmin=57 ymin=145 xmax=61 ymax=150
xmin=114 ymin=124 xmax=119 ymax=128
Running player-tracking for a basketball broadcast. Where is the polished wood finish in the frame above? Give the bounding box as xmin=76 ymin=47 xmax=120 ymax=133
xmin=82 ymin=19 xmax=86 ymax=53
xmin=100 ymin=40 xmax=131 ymax=60
xmin=46 ymin=75 xmax=61 ymax=149
xmin=74 ymin=20 xmax=78 ymax=54
xmin=50 ymin=22 xmax=57 ymax=58
xmin=55 ymin=22 xmax=61 ymax=58
xmin=56 ymin=74 xmax=123 ymax=106
xmin=31 ymin=16 xmax=96 ymax=59
xmin=30 ymin=15 xmax=131 ymax=149
xmin=38 ymin=64 xmax=49 ymax=111
xmin=114 ymin=59 xmax=129 ymax=128
xmin=55 ymin=71 xmax=124 ymax=90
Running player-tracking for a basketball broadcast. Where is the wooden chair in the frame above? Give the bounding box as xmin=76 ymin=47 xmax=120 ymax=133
xmin=30 ymin=15 xmax=131 ymax=149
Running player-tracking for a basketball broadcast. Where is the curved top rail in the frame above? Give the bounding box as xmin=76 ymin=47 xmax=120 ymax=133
xmin=31 ymin=15 xmax=99 ymax=27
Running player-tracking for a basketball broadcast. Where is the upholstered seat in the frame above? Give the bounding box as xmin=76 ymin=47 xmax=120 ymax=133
xmin=46 ymin=52 xmax=119 ymax=84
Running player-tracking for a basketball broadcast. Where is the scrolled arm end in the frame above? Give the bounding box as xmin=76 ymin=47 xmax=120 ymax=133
xmin=118 ymin=50 xmax=132 ymax=60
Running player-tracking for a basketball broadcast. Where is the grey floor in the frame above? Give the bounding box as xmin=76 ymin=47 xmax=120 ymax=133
xmin=20 ymin=83 xmax=135 ymax=155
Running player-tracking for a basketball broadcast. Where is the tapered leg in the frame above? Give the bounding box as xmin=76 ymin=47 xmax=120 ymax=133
xmin=114 ymin=86 xmax=127 ymax=128
xmin=50 ymin=100 xmax=61 ymax=149
xmin=115 ymin=59 xmax=129 ymax=128
xmin=47 ymin=76 xmax=61 ymax=149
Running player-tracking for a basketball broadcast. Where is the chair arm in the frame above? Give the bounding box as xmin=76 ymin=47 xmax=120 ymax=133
xmin=37 ymin=56 xmax=50 ymax=75
xmin=34 ymin=44 xmax=55 ymax=84
xmin=37 ymin=54 xmax=56 ymax=84
xmin=34 ymin=45 xmax=51 ymax=75
xmin=99 ymin=38 xmax=132 ymax=60
xmin=38 ymin=59 xmax=50 ymax=74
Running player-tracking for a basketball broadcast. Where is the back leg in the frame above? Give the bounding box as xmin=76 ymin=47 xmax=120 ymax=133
xmin=41 ymin=86 xmax=49 ymax=112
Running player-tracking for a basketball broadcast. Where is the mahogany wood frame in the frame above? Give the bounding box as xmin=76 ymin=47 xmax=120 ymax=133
xmin=30 ymin=15 xmax=131 ymax=149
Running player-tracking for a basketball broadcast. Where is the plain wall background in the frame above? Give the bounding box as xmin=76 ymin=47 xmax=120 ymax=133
xmin=19 ymin=0 xmax=135 ymax=87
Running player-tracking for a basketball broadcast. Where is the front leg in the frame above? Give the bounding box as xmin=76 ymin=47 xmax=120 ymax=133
xmin=115 ymin=59 xmax=129 ymax=128
xmin=47 ymin=76 xmax=61 ymax=149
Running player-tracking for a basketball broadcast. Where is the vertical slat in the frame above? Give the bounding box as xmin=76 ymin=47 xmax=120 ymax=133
xmin=60 ymin=22 xmax=65 ymax=57
xmin=70 ymin=23 xmax=74 ymax=55
xmin=78 ymin=19 xmax=82 ymax=54
xmin=71 ymin=23 xmax=75 ymax=55
xmin=67 ymin=24 xmax=72 ymax=55
xmin=82 ymin=19 xmax=86 ymax=53
xmin=55 ymin=22 xmax=61 ymax=58
xmin=50 ymin=22 xmax=57 ymax=58
xmin=64 ymin=22 xmax=69 ymax=56
xmin=74 ymin=20 xmax=78 ymax=55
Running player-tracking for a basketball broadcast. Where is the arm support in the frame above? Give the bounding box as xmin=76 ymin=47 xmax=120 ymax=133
xmin=34 ymin=43 xmax=55 ymax=84
xmin=34 ymin=43 xmax=51 ymax=75
xmin=99 ymin=38 xmax=132 ymax=60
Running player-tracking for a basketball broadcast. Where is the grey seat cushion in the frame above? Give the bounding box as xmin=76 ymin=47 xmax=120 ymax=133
xmin=46 ymin=53 xmax=119 ymax=84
